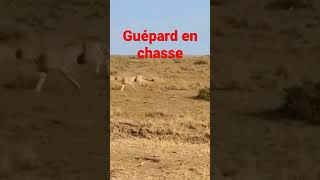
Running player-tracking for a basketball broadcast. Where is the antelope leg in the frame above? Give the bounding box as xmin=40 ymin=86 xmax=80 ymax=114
xmin=34 ymin=72 xmax=48 ymax=92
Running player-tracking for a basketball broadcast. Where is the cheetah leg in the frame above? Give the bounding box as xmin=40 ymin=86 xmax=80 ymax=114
xmin=96 ymin=60 xmax=101 ymax=76
xmin=129 ymin=83 xmax=135 ymax=90
xmin=121 ymin=84 xmax=125 ymax=91
xmin=34 ymin=72 xmax=48 ymax=92
xmin=59 ymin=67 xmax=81 ymax=89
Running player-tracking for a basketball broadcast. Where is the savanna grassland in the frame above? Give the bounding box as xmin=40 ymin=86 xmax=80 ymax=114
xmin=0 ymin=1 xmax=106 ymax=179
xmin=110 ymin=56 xmax=210 ymax=179
xmin=214 ymin=0 xmax=320 ymax=179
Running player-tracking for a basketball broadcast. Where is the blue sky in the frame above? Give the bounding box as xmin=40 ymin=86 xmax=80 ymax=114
xmin=110 ymin=0 xmax=210 ymax=55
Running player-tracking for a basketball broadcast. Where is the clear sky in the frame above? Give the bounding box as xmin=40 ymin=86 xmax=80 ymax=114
xmin=110 ymin=0 xmax=210 ymax=55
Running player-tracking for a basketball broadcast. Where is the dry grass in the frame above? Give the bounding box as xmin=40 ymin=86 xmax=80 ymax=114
xmin=110 ymin=55 xmax=210 ymax=179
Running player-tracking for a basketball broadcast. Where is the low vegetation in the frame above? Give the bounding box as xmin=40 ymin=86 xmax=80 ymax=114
xmin=281 ymin=81 xmax=320 ymax=124
xmin=193 ymin=59 xmax=208 ymax=65
xmin=196 ymin=87 xmax=211 ymax=101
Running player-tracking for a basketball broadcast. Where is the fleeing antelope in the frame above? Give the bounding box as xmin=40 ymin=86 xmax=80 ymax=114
xmin=16 ymin=40 xmax=106 ymax=92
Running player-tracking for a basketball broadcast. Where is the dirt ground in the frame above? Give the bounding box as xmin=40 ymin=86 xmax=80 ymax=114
xmin=0 ymin=1 xmax=106 ymax=179
xmin=110 ymin=56 xmax=210 ymax=179
xmin=214 ymin=0 xmax=320 ymax=179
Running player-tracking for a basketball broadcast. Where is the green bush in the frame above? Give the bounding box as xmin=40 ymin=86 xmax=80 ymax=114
xmin=196 ymin=87 xmax=211 ymax=101
xmin=282 ymin=81 xmax=320 ymax=124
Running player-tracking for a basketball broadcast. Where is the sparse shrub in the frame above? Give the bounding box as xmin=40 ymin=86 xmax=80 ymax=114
xmin=281 ymin=81 xmax=320 ymax=124
xmin=196 ymin=87 xmax=211 ymax=101
xmin=180 ymin=66 xmax=192 ymax=71
xmin=146 ymin=112 xmax=166 ymax=118
xmin=173 ymin=59 xmax=183 ymax=63
xmin=129 ymin=55 xmax=138 ymax=59
xmin=193 ymin=59 xmax=208 ymax=65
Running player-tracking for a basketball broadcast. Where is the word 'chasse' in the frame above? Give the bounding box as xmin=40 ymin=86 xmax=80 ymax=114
xmin=123 ymin=29 xmax=198 ymax=59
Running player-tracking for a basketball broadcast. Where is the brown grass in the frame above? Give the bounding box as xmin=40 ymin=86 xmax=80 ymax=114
xmin=110 ymin=55 xmax=210 ymax=179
